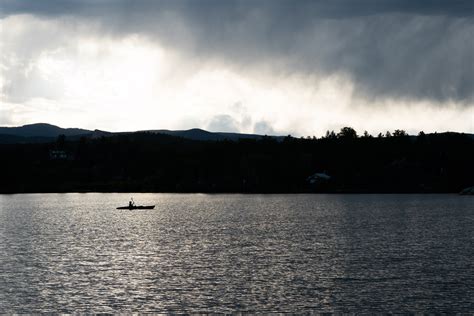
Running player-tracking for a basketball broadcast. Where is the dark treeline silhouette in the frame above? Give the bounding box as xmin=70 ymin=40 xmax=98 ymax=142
xmin=0 ymin=127 xmax=473 ymax=193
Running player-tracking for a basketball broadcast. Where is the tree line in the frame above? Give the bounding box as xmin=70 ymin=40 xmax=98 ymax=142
xmin=0 ymin=127 xmax=472 ymax=193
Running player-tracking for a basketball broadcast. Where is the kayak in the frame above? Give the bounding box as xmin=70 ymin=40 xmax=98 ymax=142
xmin=116 ymin=205 xmax=155 ymax=210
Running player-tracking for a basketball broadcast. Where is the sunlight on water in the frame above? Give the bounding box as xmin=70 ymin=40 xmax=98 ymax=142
xmin=0 ymin=193 xmax=472 ymax=313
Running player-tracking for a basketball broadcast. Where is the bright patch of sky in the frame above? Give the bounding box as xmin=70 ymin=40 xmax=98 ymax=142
xmin=1 ymin=14 xmax=473 ymax=136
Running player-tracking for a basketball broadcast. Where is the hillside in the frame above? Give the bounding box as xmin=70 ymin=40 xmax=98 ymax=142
xmin=0 ymin=130 xmax=472 ymax=194
xmin=0 ymin=123 xmax=282 ymax=144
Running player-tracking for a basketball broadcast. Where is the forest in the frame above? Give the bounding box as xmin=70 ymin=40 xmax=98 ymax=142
xmin=1 ymin=128 xmax=473 ymax=193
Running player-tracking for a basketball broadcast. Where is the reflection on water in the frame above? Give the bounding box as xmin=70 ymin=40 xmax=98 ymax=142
xmin=0 ymin=193 xmax=472 ymax=313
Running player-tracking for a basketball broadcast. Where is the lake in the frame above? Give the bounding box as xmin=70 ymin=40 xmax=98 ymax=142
xmin=0 ymin=193 xmax=472 ymax=313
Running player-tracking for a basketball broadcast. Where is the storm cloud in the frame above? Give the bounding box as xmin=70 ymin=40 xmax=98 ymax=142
xmin=1 ymin=0 xmax=473 ymax=104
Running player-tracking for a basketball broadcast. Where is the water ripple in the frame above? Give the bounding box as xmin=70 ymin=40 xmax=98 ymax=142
xmin=0 ymin=193 xmax=473 ymax=313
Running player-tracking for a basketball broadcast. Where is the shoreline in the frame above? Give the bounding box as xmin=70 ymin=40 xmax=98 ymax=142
xmin=0 ymin=190 xmax=467 ymax=195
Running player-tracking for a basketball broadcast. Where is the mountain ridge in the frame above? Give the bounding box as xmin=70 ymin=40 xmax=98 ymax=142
xmin=0 ymin=123 xmax=283 ymax=144
xmin=1 ymin=123 xmax=473 ymax=144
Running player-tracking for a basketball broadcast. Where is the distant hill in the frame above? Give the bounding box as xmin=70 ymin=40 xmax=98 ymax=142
xmin=0 ymin=123 xmax=91 ymax=138
xmin=0 ymin=123 xmax=94 ymax=144
xmin=0 ymin=123 xmax=283 ymax=144
xmin=1 ymin=123 xmax=471 ymax=144
xmin=145 ymin=128 xmax=282 ymax=142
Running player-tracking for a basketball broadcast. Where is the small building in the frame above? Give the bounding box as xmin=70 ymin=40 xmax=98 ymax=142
xmin=459 ymin=186 xmax=474 ymax=195
xmin=307 ymin=172 xmax=331 ymax=185
xmin=49 ymin=150 xmax=68 ymax=160
xmin=307 ymin=172 xmax=332 ymax=192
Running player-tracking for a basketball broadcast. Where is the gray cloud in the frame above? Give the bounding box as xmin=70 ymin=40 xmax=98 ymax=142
xmin=1 ymin=0 xmax=473 ymax=104
xmin=207 ymin=114 xmax=240 ymax=132
xmin=2 ymin=62 xmax=64 ymax=103
xmin=253 ymin=120 xmax=275 ymax=135
xmin=2 ymin=0 xmax=472 ymax=19
xmin=0 ymin=109 xmax=14 ymax=125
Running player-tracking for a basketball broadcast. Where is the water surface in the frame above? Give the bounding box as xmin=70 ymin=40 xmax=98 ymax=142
xmin=0 ymin=193 xmax=472 ymax=313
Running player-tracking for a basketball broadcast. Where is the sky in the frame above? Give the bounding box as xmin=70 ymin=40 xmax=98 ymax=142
xmin=0 ymin=0 xmax=473 ymax=136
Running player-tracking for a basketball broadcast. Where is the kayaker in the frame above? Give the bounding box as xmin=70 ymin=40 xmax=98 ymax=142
xmin=129 ymin=198 xmax=134 ymax=208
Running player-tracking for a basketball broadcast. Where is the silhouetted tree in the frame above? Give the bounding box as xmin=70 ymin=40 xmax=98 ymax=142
xmin=417 ymin=131 xmax=426 ymax=143
xmin=338 ymin=127 xmax=358 ymax=139
xmin=324 ymin=130 xmax=337 ymax=139
xmin=393 ymin=129 xmax=408 ymax=137
xmin=362 ymin=131 xmax=372 ymax=138
xmin=56 ymin=134 xmax=66 ymax=149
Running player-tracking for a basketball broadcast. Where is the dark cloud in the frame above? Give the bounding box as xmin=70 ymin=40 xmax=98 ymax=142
xmin=1 ymin=0 xmax=473 ymax=104
xmin=2 ymin=0 xmax=472 ymax=19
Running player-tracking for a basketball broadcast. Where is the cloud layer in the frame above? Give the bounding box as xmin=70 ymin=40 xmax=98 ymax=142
xmin=1 ymin=1 xmax=473 ymax=135
xmin=2 ymin=0 xmax=473 ymax=104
